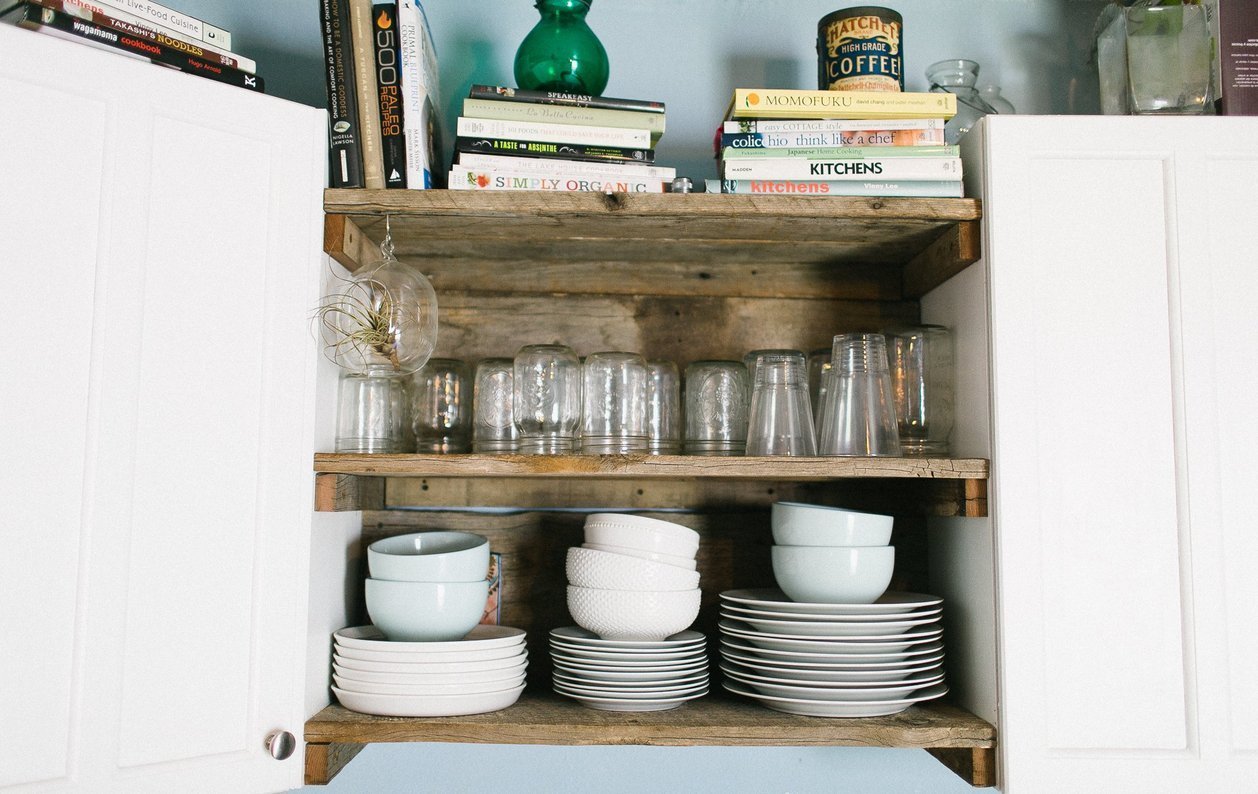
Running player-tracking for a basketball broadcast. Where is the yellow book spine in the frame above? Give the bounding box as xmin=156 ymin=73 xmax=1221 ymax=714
xmin=730 ymin=88 xmax=956 ymax=120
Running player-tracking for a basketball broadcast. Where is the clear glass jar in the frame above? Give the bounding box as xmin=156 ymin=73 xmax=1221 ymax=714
xmin=926 ymin=59 xmax=999 ymax=145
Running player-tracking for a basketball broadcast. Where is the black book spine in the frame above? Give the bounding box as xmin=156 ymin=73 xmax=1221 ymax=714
xmin=6 ymin=3 xmax=263 ymax=92
xmin=455 ymin=136 xmax=654 ymax=164
xmin=371 ymin=3 xmax=406 ymax=188
xmin=468 ymin=84 xmax=665 ymax=114
xmin=321 ymin=0 xmax=363 ymax=188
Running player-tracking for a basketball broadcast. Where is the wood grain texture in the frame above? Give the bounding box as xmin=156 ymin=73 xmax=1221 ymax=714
xmin=323 ymin=214 xmax=377 ymax=274
xmin=926 ymin=746 xmax=997 ymax=788
xmin=902 ymin=220 xmax=982 ymax=299
xmin=303 ymin=741 xmax=364 ymax=786
xmin=314 ymin=473 xmax=383 ymax=512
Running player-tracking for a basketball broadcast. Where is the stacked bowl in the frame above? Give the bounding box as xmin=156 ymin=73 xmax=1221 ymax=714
xmin=769 ymin=501 xmax=895 ymax=604
xmin=365 ymin=531 xmax=493 ymax=642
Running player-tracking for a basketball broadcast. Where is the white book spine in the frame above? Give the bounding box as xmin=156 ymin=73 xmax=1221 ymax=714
xmin=721 ymin=156 xmax=963 ymax=181
xmin=450 ymin=165 xmax=666 ymax=193
xmin=87 ymin=0 xmax=231 ymax=48
xmin=456 ymin=116 xmax=651 ymax=148
xmin=455 ymin=152 xmax=676 ymax=180
xmin=397 ymin=0 xmax=438 ymax=188
xmin=722 ymin=118 xmax=945 ymax=134
xmin=59 ymin=0 xmax=254 ymax=72
xmin=710 ymin=178 xmax=964 ymax=198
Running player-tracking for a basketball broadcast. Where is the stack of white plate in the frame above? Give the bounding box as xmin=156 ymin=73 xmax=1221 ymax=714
xmin=549 ymin=626 xmax=709 ymax=712
xmin=332 ymin=625 xmax=528 ymax=717
xmin=717 ymin=588 xmax=949 ymax=718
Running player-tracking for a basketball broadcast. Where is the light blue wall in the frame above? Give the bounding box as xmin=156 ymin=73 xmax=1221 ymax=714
xmin=160 ymin=2 xmax=1110 ymax=790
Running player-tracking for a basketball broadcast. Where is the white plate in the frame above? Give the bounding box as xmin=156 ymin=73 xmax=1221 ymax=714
xmin=332 ymin=659 xmax=528 ymax=685
xmin=333 ymin=649 xmax=527 ymax=675
xmin=720 ymin=636 xmax=945 ymax=664
xmin=722 ymin=665 xmax=944 ymax=701
xmin=550 ymin=648 xmax=706 ymax=667
xmin=721 ymin=604 xmax=943 ymax=623
xmin=720 ymin=589 xmax=942 ymax=616
xmin=718 ymin=611 xmax=940 ymax=637
xmin=548 ymin=641 xmax=705 ymax=662
xmin=553 ymin=670 xmax=708 ymax=690
xmin=719 ymin=619 xmax=942 ymax=653
xmin=722 ymin=679 xmax=947 ymax=718
xmin=332 ymin=683 xmax=525 ymax=718
xmin=550 ymin=653 xmax=708 ymax=673
xmin=333 ymin=672 xmax=527 ymax=696
xmin=554 ymin=678 xmax=708 ymax=699
xmin=335 ymin=642 xmax=523 ymax=664
xmin=549 ymin=626 xmax=706 ymax=650
xmin=720 ymin=651 xmax=944 ymax=682
xmin=334 ymin=624 xmax=527 ymax=652
xmin=553 ymin=664 xmax=709 ymax=683
xmin=554 ymin=685 xmax=708 ymax=712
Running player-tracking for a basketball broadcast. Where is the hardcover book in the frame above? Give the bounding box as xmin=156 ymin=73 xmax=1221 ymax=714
xmin=348 ymin=0 xmax=384 ymax=188
xmin=721 ymin=128 xmax=946 ymax=149
xmin=721 ymin=155 xmax=962 ymax=181
xmin=371 ymin=2 xmax=406 ymax=188
xmin=455 ymin=136 xmax=653 ymax=164
xmin=724 ymin=118 xmax=945 ymax=134
xmin=709 ymin=178 xmax=963 ymax=198
xmin=1216 ymin=0 xmax=1258 ymax=115
xmin=722 ymin=144 xmax=959 ymax=160
xmin=397 ymin=0 xmax=441 ymax=188
xmin=463 ymin=97 xmax=665 ymax=142
xmin=456 ymin=116 xmax=651 ymax=149
xmin=455 ymin=151 xmax=676 ymax=180
xmin=728 ymin=88 xmax=956 ymax=120
xmin=320 ymin=0 xmax=363 ymax=188
xmin=450 ymin=165 xmax=665 ymax=193
xmin=469 ymin=83 xmax=664 ymax=114
xmin=90 ymin=0 xmax=231 ymax=49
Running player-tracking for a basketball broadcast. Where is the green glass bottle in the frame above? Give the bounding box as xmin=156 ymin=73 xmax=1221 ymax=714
xmin=513 ymin=0 xmax=609 ymax=96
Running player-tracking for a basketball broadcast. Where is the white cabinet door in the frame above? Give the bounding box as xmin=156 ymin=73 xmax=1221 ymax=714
xmin=978 ymin=114 xmax=1258 ymax=792
xmin=0 ymin=25 xmax=328 ymax=793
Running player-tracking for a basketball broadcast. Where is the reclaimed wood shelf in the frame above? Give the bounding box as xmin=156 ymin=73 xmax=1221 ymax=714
xmin=304 ymin=691 xmax=996 ymax=787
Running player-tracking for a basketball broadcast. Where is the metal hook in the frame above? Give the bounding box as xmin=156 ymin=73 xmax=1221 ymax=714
xmin=381 ymin=213 xmax=396 ymax=260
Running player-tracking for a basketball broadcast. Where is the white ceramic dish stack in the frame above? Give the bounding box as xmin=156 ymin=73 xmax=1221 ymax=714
xmin=717 ymin=588 xmax=948 ymax=717
xmin=769 ymin=501 xmax=895 ymax=604
xmin=332 ymin=625 xmax=529 ymax=717
xmin=549 ymin=626 xmax=709 ymax=712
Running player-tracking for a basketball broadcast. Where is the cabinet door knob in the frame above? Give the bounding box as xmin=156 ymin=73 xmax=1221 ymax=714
xmin=265 ymin=730 xmax=297 ymax=761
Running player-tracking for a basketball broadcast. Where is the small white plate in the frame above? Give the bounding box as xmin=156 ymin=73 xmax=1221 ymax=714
xmin=550 ymin=653 xmax=708 ymax=672
xmin=333 ymin=672 xmax=527 ymax=697
xmin=335 ymin=642 xmax=523 ymax=664
xmin=718 ymin=611 xmax=940 ymax=637
xmin=720 ymin=651 xmax=944 ymax=682
xmin=332 ymin=683 xmax=525 ymax=718
xmin=554 ymin=677 xmax=709 ymax=699
xmin=549 ymin=626 xmax=706 ymax=650
xmin=722 ymin=665 xmax=944 ymax=701
xmin=334 ymin=625 xmax=526 ymax=652
xmin=332 ymin=659 xmax=528 ymax=685
xmin=722 ymin=679 xmax=947 ymax=718
xmin=553 ymin=669 xmax=708 ymax=690
xmin=553 ymin=664 xmax=709 ymax=683
xmin=721 ymin=604 xmax=943 ymax=623
xmin=719 ymin=619 xmax=942 ymax=653
xmin=720 ymin=636 xmax=944 ymax=664
xmin=719 ymin=589 xmax=942 ymax=616
xmin=333 ymin=649 xmax=527 ymax=675
xmin=554 ymin=685 xmax=708 ymax=712
xmin=548 ymin=641 xmax=704 ymax=662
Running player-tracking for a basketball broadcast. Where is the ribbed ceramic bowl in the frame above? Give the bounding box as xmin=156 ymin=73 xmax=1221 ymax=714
xmin=585 ymin=514 xmax=700 ymax=548
xmin=582 ymin=542 xmax=698 ymax=571
xmin=365 ymin=578 xmax=489 ymax=642
xmin=583 ymin=521 xmax=699 ymax=559
xmin=566 ymin=546 xmax=701 ymax=592
xmin=367 ymin=531 xmax=490 ymax=582
xmin=770 ymin=502 xmax=893 ymax=547
xmin=567 ymin=585 xmax=702 ymax=641
xmin=771 ymin=545 xmax=895 ymax=604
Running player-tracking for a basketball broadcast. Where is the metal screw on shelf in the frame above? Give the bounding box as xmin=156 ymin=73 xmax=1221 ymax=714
xmin=669 ymin=177 xmax=694 ymax=194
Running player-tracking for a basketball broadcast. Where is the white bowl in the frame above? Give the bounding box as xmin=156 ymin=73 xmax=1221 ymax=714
xmin=333 ymin=671 xmax=527 ymax=696
xmin=770 ymin=545 xmax=895 ymax=604
xmin=332 ymin=683 xmax=525 ymax=718
xmin=333 ymin=649 xmax=528 ymax=675
xmin=566 ymin=546 xmax=701 ymax=592
xmin=332 ymin=659 xmax=528 ymax=685
xmin=585 ymin=514 xmax=700 ymax=549
xmin=364 ymin=578 xmax=489 ymax=642
xmin=367 ymin=531 xmax=490 ymax=582
xmin=582 ymin=543 xmax=697 ymax=571
xmin=567 ymin=585 xmax=702 ymax=641
xmin=583 ymin=522 xmax=698 ymax=559
xmin=770 ymin=502 xmax=893 ymax=547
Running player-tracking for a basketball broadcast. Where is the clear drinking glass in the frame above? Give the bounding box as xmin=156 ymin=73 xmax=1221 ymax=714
xmin=744 ymin=348 xmax=804 ymax=388
xmin=335 ymin=367 xmax=399 ymax=453
xmin=581 ymin=351 xmax=650 ymax=454
xmin=391 ymin=376 xmax=415 ymax=453
xmin=513 ymin=344 xmax=581 ymax=454
xmin=410 ymin=358 xmax=472 ymax=454
xmin=684 ymin=360 xmax=749 ymax=456
xmin=745 ymin=351 xmax=816 ymax=456
xmin=887 ymin=326 xmax=955 ymax=456
xmin=926 ymin=58 xmax=998 ymax=144
xmin=1124 ymin=4 xmax=1211 ymax=115
xmin=647 ymin=361 xmax=681 ymax=455
xmin=472 ymin=358 xmax=518 ymax=453
xmin=807 ymin=347 xmax=830 ymax=420
xmin=817 ymin=333 xmax=902 ymax=457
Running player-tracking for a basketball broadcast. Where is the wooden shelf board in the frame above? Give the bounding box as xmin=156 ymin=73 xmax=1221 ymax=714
xmin=313 ymin=453 xmax=989 ymax=481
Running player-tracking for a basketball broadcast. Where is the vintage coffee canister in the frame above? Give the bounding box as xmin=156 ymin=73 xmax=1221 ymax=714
xmin=817 ymin=6 xmax=904 ymax=92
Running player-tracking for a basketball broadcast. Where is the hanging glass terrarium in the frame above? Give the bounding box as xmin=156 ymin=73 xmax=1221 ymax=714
xmin=513 ymin=0 xmax=609 ymax=96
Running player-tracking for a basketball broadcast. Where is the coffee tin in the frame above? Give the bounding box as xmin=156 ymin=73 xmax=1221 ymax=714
xmin=817 ymin=6 xmax=904 ymax=92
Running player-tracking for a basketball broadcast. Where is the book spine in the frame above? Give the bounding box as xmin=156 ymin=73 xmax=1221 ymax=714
xmin=456 ymin=116 xmax=651 ymax=149
xmin=371 ymin=2 xmax=405 ymax=188
xmin=89 ymin=0 xmax=231 ymax=49
xmin=722 ymin=144 xmax=959 ymax=160
xmin=1217 ymin=0 xmax=1258 ymax=115
xmin=449 ymin=165 xmax=666 ymax=193
xmin=722 ymin=128 xmax=946 ymax=149
xmin=731 ymin=88 xmax=956 ymax=120
xmin=33 ymin=0 xmax=255 ymax=71
xmin=462 ymin=98 xmax=665 ymax=140
xmin=7 ymin=4 xmax=262 ymax=91
xmin=397 ymin=0 xmax=439 ymax=189
xmin=347 ymin=0 xmax=383 ymax=188
xmin=723 ymin=117 xmax=945 ymax=134
xmin=455 ymin=136 xmax=654 ymax=164
xmin=713 ymin=178 xmax=964 ymax=198
xmin=721 ymin=156 xmax=962 ymax=180
xmin=455 ymin=152 xmax=676 ymax=180
xmin=468 ymin=83 xmax=665 ymax=114
xmin=320 ymin=0 xmax=362 ymax=188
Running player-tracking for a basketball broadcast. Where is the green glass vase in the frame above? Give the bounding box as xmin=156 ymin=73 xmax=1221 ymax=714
xmin=513 ymin=0 xmax=609 ymax=96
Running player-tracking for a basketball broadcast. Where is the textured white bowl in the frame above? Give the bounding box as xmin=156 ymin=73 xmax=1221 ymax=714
xmin=582 ymin=542 xmax=697 ymax=571
xmin=770 ymin=502 xmax=893 ymax=547
xmin=367 ymin=531 xmax=490 ymax=582
xmin=585 ymin=514 xmax=700 ymax=549
xmin=771 ymin=545 xmax=895 ymax=604
xmin=364 ymin=578 xmax=489 ymax=642
xmin=567 ymin=585 xmax=702 ymax=641
xmin=583 ymin=522 xmax=698 ymax=558
xmin=566 ymin=546 xmax=701 ymax=592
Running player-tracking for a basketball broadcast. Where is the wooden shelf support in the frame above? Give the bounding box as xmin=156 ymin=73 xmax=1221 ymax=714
xmin=927 ymin=746 xmax=997 ymax=788
xmin=304 ymin=741 xmax=365 ymax=786
xmin=314 ymin=473 xmax=384 ymax=512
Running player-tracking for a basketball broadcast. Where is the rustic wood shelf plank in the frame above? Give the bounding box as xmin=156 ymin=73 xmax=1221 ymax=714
xmin=313 ymin=453 xmax=988 ymax=481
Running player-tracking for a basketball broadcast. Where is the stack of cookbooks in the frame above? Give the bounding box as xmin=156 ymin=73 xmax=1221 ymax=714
xmin=1 ymin=0 xmax=261 ymax=93
xmin=449 ymin=84 xmax=675 ymax=193
xmin=710 ymin=88 xmax=962 ymax=197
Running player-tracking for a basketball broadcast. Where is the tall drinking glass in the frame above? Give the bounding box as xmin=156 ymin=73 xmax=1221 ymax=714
xmin=817 ymin=333 xmax=902 ymax=457
xmin=513 ymin=344 xmax=581 ymax=454
xmin=647 ymin=361 xmax=681 ymax=455
xmin=745 ymin=351 xmax=816 ymax=456
xmin=581 ymin=351 xmax=650 ymax=454
xmin=887 ymin=325 xmax=955 ymax=456
xmin=410 ymin=358 xmax=472 ymax=453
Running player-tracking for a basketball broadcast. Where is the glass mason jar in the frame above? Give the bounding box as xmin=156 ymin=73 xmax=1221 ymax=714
xmin=513 ymin=0 xmax=609 ymax=96
xmin=926 ymin=59 xmax=999 ymax=145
